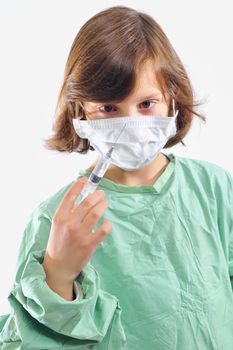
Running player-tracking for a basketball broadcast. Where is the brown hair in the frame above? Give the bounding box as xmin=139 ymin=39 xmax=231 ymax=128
xmin=44 ymin=5 xmax=206 ymax=154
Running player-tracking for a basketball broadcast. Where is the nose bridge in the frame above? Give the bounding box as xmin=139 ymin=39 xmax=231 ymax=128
xmin=121 ymin=105 xmax=140 ymax=117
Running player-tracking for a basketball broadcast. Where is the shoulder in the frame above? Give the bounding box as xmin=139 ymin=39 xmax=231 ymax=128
xmin=176 ymin=154 xmax=230 ymax=176
xmin=18 ymin=180 xmax=77 ymax=251
xmin=28 ymin=179 xmax=76 ymax=224
xmin=175 ymin=154 xmax=232 ymax=181
xmin=24 ymin=171 xmax=86 ymax=229
xmin=174 ymin=154 xmax=233 ymax=198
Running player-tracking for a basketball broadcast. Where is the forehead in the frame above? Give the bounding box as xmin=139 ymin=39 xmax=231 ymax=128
xmin=129 ymin=59 xmax=162 ymax=99
xmin=134 ymin=59 xmax=159 ymax=88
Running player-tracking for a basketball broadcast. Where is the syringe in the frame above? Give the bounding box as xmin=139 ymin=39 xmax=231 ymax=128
xmin=74 ymin=123 xmax=126 ymax=206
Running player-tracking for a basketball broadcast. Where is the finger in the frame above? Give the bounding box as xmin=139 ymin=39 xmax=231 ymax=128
xmin=90 ymin=219 xmax=112 ymax=247
xmin=79 ymin=198 xmax=109 ymax=234
xmin=71 ymin=189 xmax=106 ymax=221
xmin=56 ymin=177 xmax=88 ymax=217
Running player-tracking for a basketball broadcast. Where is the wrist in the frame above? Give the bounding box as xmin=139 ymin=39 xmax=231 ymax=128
xmin=42 ymin=253 xmax=74 ymax=286
xmin=45 ymin=275 xmax=74 ymax=301
xmin=42 ymin=255 xmax=74 ymax=301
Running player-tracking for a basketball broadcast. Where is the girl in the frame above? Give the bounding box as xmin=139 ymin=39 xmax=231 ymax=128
xmin=1 ymin=5 xmax=232 ymax=350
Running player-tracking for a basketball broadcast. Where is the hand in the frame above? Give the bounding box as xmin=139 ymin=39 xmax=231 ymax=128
xmin=42 ymin=177 xmax=111 ymax=298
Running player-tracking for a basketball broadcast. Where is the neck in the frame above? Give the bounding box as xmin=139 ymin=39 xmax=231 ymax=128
xmin=87 ymin=152 xmax=170 ymax=186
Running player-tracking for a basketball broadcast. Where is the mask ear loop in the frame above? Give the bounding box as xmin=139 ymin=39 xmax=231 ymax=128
xmin=172 ymin=98 xmax=179 ymax=118
xmin=75 ymin=101 xmax=85 ymax=120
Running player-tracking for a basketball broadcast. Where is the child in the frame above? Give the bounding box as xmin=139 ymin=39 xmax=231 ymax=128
xmin=1 ymin=5 xmax=232 ymax=350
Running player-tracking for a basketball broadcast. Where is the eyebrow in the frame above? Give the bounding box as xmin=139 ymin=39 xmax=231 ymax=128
xmin=137 ymin=92 xmax=163 ymax=101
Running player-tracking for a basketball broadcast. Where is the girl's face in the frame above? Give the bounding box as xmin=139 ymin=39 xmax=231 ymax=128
xmin=82 ymin=59 xmax=169 ymax=120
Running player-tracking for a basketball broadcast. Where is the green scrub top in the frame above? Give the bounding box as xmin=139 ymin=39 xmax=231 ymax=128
xmin=0 ymin=152 xmax=233 ymax=349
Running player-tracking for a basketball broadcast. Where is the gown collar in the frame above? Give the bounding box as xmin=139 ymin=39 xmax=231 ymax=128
xmin=77 ymin=152 xmax=176 ymax=194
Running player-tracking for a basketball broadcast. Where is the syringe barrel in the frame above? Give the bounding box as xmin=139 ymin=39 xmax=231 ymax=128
xmin=74 ymin=152 xmax=112 ymax=207
xmin=89 ymin=155 xmax=112 ymax=183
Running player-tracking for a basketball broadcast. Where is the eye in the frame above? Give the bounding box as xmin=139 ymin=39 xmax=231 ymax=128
xmin=99 ymin=105 xmax=117 ymax=113
xmin=98 ymin=100 xmax=156 ymax=114
xmin=139 ymin=100 xmax=155 ymax=109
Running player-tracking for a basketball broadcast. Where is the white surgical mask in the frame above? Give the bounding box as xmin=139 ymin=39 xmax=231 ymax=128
xmin=72 ymin=100 xmax=178 ymax=171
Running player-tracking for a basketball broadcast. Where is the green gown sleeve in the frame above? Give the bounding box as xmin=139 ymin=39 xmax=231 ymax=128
xmin=0 ymin=204 xmax=126 ymax=349
xmin=227 ymin=176 xmax=233 ymax=291
xmin=216 ymin=169 xmax=233 ymax=290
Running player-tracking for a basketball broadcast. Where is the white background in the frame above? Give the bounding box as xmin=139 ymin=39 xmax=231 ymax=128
xmin=0 ymin=0 xmax=232 ymax=314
